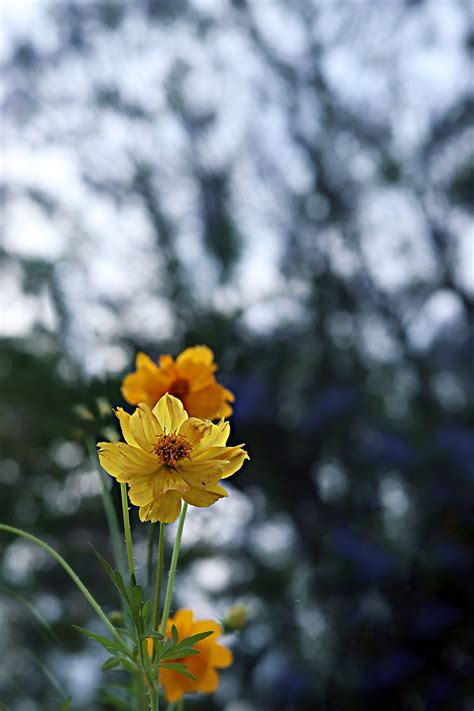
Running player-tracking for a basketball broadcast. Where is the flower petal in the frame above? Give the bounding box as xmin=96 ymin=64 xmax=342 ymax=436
xmin=115 ymin=407 xmax=138 ymax=446
xmin=121 ymin=352 xmax=170 ymax=407
xmin=98 ymin=442 xmax=158 ymax=482
xmin=152 ymin=394 xmax=188 ymax=434
xmin=210 ymin=643 xmax=233 ymax=668
xmin=127 ymin=475 xmax=159 ymax=506
xmin=178 ymin=458 xmax=227 ymax=487
xmin=179 ymin=418 xmax=230 ymax=451
xmin=185 ymin=383 xmax=232 ymax=420
xmin=182 ymin=484 xmax=228 ymax=508
xmin=153 ymin=470 xmax=189 ymax=497
xmin=169 ymin=609 xmax=194 ymax=639
xmin=128 ymin=403 xmax=162 ymax=452
xmin=139 ymin=490 xmax=182 ymax=523
xmin=198 ymin=667 xmax=219 ymax=694
xmin=192 ymin=445 xmax=249 ymax=479
xmin=176 ymin=345 xmax=215 ymax=366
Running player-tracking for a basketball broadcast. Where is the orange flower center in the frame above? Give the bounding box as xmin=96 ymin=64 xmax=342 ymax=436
xmin=154 ymin=433 xmax=192 ymax=468
xmin=168 ymin=378 xmax=190 ymax=403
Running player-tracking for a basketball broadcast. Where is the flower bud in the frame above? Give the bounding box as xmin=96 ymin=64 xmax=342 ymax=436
xmin=108 ymin=610 xmax=125 ymax=627
xmin=221 ymin=604 xmax=249 ymax=633
xmin=96 ymin=397 xmax=112 ymax=418
xmin=73 ymin=404 xmax=95 ymax=421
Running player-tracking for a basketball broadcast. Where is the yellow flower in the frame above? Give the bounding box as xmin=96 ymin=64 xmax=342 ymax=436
xmin=97 ymin=394 xmax=248 ymax=523
xmin=121 ymin=345 xmax=234 ymax=420
xmin=148 ymin=609 xmax=233 ymax=702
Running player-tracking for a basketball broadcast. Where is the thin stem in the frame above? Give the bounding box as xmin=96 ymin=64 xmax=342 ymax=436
xmin=152 ymin=523 xmax=166 ymax=631
xmin=160 ymin=503 xmax=188 ymax=635
xmin=87 ymin=438 xmax=125 ymax=577
xmin=148 ymin=686 xmax=159 ymax=711
xmin=176 ymin=699 xmax=184 ymax=711
xmin=120 ymin=483 xmax=136 ymax=583
xmin=0 ymin=524 xmax=122 ymax=645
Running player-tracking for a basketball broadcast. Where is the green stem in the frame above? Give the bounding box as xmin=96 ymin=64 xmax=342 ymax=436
xmin=120 ymin=483 xmax=136 ymax=584
xmin=176 ymin=699 xmax=184 ymax=711
xmin=160 ymin=503 xmax=188 ymax=635
xmin=0 ymin=524 xmax=122 ymax=645
xmin=87 ymin=438 xmax=125 ymax=577
xmin=148 ymin=686 xmax=159 ymax=710
xmin=152 ymin=523 xmax=166 ymax=631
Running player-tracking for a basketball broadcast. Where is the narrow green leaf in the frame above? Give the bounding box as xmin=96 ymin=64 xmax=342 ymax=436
xmin=141 ymin=599 xmax=151 ymax=625
xmin=159 ymin=663 xmax=197 ymax=681
xmin=129 ymin=584 xmax=143 ymax=621
xmin=72 ymin=625 xmax=125 ymax=654
xmin=162 ymin=648 xmax=200 ymax=660
xmin=101 ymin=657 xmax=122 ymax=671
xmin=1 ymin=585 xmax=60 ymax=646
xmin=58 ymin=698 xmax=73 ymax=711
xmin=90 ymin=545 xmax=129 ymax=603
xmin=98 ymin=688 xmax=130 ymax=709
xmin=147 ymin=630 xmax=164 ymax=640
xmin=177 ymin=630 xmax=213 ymax=647
xmin=171 ymin=624 xmax=179 ymax=645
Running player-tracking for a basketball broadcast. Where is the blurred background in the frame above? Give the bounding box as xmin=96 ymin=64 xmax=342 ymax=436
xmin=0 ymin=0 xmax=473 ymax=709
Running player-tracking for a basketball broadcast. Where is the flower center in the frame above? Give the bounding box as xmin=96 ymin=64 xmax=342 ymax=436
xmin=168 ymin=378 xmax=190 ymax=403
xmin=153 ymin=433 xmax=192 ymax=468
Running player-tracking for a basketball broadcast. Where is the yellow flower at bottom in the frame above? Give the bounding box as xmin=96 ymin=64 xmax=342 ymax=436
xmin=121 ymin=345 xmax=235 ymax=420
xmin=149 ymin=609 xmax=233 ymax=703
xmin=97 ymin=393 xmax=248 ymax=523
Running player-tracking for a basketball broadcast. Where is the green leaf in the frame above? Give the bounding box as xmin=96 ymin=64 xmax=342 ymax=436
xmin=175 ymin=630 xmax=213 ymax=648
xmin=90 ymin=546 xmax=129 ymax=603
xmin=72 ymin=625 xmax=127 ymax=655
xmin=147 ymin=630 xmax=164 ymax=641
xmin=98 ymin=688 xmax=130 ymax=709
xmin=159 ymin=663 xmax=197 ymax=681
xmin=129 ymin=584 xmax=143 ymax=621
xmin=1 ymin=585 xmax=60 ymax=646
xmin=58 ymin=698 xmax=73 ymax=711
xmin=101 ymin=657 xmax=122 ymax=671
xmin=141 ymin=599 xmax=151 ymax=625
xmin=162 ymin=648 xmax=200 ymax=660
xmin=171 ymin=624 xmax=179 ymax=645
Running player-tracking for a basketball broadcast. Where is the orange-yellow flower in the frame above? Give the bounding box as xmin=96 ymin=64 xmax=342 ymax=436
xmin=149 ymin=609 xmax=233 ymax=702
xmin=121 ymin=346 xmax=234 ymax=420
xmin=97 ymin=394 xmax=248 ymax=523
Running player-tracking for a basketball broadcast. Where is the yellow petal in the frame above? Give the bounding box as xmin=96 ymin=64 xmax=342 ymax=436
xmin=153 ymin=393 xmax=189 ymax=434
xmin=128 ymin=403 xmax=162 ymax=452
xmin=184 ymin=383 xmax=230 ymax=419
xmin=192 ymin=445 xmax=249 ymax=479
xmin=115 ymin=407 xmax=138 ymax=446
xmin=169 ymin=609 xmax=194 ymax=638
xmin=210 ymin=643 xmax=233 ymax=668
xmin=198 ymin=666 xmax=219 ymax=693
xmin=139 ymin=491 xmax=182 ymax=523
xmin=153 ymin=470 xmax=189 ymax=497
xmin=98 ymin=442 xmax=158 ymax=481
xmin=192 ymin=620 xmax=221 ymax=639
xmin=182 ymin=484 xmax=228 ymax=508
xmin=121 ymin=352 xmax=170 ymax=407
xmin=176 ymin=345 xmax=215 ymax=366
xmin=178 ymin=458 xmax=227 ymax=486
xmin=179 ymin=418 xmax=229 ymax=450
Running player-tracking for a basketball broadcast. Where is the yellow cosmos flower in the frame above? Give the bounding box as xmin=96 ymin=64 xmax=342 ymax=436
xmin=148 ymin=609 xmax=233 ymax=702
xmin=97 ymin=394 xmax=248 ymax=523
xmin=121 ymin=345 xmax=234 ymax=420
